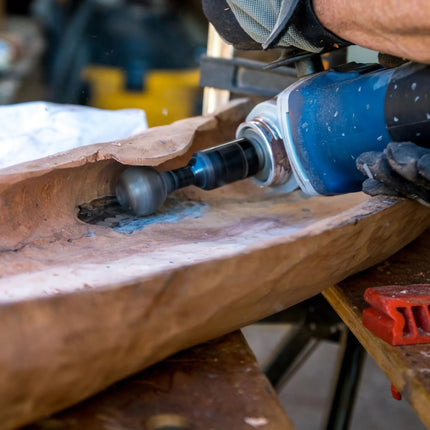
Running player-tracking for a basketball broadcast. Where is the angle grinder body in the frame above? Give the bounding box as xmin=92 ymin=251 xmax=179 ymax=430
xmin=116 ymin=62 xmax=430 ymax=216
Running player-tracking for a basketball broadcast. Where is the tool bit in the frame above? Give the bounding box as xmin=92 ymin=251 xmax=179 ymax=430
xmin=116 ymin=138 xmax=262 ymax=216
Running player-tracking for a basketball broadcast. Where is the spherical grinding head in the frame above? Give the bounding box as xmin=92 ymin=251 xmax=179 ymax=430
xmin=116 ymin=166 xmax=168 ymax=216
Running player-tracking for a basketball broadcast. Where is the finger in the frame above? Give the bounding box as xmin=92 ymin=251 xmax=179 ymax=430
xmin=361 ymin=178 xmax=400 ymax=197
xmin=357 ymin=151 xmax=404 ymax=187
xmin=385 ymin=142 xmax=429 ymax=183
xmin=356 ymin=151 xmax=384 ymax=178
xmin=357 ymin=150 xmax=430 ymax=202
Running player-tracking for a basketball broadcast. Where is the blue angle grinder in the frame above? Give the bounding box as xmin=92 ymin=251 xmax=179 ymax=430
xmin=116 ymin=62 xmax=430 ymax=216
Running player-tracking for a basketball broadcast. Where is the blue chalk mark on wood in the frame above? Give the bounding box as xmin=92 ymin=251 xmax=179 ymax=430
xmin=114 ymin=198 xmax=208 ymax=235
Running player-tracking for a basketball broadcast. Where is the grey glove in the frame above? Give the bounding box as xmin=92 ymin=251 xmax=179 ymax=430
xmin=356 ymin=142 xmax=430 ymax=205
xmin=202 ymin=0 xmax=348 ymax=52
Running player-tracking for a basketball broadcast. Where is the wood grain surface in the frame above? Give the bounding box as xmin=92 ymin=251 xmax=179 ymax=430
xmin=0 ymin=100 xmax=429 ymax=429
xmin=25 ymin=331 xmax=295 ymax=430
xmin=324 ymin=230 xmax=430 ymax=428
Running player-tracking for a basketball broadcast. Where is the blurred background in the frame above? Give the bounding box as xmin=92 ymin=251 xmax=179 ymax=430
xmin=0 ymin=0 xmax=379 ymax=126
xmin=0 ymin=0 xmax=208 ymax=126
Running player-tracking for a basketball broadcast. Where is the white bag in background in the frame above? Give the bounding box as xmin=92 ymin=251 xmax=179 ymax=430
xmin=0 ymin=101 xmax=148 ymax=168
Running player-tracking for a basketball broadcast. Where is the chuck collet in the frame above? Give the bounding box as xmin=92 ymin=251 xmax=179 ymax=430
xmin=117 ymin=138 xmax=261 ymax=216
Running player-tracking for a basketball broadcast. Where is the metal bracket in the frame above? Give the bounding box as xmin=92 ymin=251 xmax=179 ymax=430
xmin=199 ymin=55 xmax=298 ymax=98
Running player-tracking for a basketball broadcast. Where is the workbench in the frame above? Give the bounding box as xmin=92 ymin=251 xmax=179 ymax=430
xmin=324 ymin=228 xmax=430 ymax=429
xmin=24 ymin=331 xmax=294 ymax=430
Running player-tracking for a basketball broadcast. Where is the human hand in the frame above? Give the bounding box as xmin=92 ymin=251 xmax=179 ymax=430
xmin=356 ymin=142 xmax=430 ymax=205
xmin=202 ymin=0 xmax=348 ymax=52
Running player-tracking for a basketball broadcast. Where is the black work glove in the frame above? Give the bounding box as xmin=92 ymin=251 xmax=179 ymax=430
xmin=356 ymin=142 xmax=430 ymax=205
xmin=202 ymin=0 xmax=348 ymax=52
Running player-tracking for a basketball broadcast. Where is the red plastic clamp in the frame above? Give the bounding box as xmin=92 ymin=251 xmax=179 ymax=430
xmin=391 ymin=383 xmax=402 ymax=401
xmin=362 ymin=284 xmax=430 ymax=346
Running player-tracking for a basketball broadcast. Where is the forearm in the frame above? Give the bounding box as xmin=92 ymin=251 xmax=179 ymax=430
xmin=313 ymin=0 xmax=430 ymax=63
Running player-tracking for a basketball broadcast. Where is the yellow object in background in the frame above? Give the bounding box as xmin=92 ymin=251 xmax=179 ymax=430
xmin=82 ymin=66 xmax=202 ymax=127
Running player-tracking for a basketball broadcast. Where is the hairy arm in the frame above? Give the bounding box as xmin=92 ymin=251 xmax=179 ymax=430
xmin=313 ymin=0 xmax=430 ymax=63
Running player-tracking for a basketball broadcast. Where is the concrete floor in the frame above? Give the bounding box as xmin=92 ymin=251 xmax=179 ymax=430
xmin=242 ymin=324 xmax=426 ymax=430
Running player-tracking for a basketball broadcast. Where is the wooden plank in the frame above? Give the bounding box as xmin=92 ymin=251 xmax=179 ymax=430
xmin=0 ymin=100 xmax=429 ymax=428
xmin=24 ymin=331 xmax=295 ymax=430
xmin=323 ymin=230 xmax=430 ymax=428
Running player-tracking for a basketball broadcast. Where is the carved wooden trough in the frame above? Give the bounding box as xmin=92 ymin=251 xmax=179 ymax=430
xmin=1 ymin=99 xmax=429 ymax=429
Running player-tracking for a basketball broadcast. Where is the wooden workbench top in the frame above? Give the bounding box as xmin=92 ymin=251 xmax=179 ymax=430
xmin=324 ymin=229 xmax=430 ymax=428
xmin=24 ymin=331 xmax=294 ymax=430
